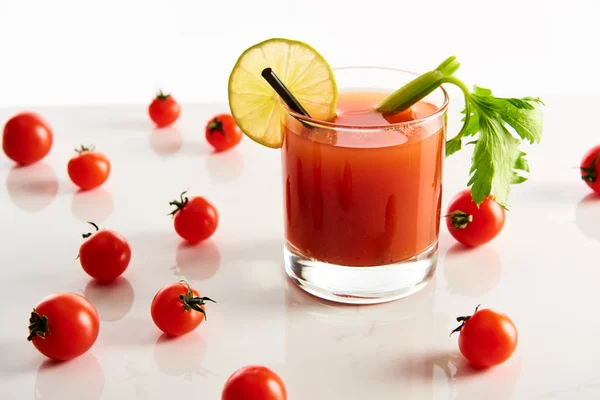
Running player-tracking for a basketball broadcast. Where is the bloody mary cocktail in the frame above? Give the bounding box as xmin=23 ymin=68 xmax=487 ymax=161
xmin=283 ymin=91 xmax=444 ymax=266
xmin=229 ymin=38 xmax=544 ymax=304
xmin=282 ymin=67 xmax=447 ymax=303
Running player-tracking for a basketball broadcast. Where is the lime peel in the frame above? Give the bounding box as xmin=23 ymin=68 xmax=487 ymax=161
xmin=228 ymin=38 xmax=337 ymax=149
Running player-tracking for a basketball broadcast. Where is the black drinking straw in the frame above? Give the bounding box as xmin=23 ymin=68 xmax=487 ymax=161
xmin=261 ymin=68 xmax=312 ymax=119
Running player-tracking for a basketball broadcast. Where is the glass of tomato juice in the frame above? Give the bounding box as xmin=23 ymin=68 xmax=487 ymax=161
xmin=282 ymin=67 xmax=448 ymax=304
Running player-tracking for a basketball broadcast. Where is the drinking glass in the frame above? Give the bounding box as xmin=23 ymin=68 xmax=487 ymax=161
xmin=282 ymin=67 xmax=448 ymax=304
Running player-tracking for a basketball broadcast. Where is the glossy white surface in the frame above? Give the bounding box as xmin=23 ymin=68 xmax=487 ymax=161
xmin=1 ymin=98 xmax=599 ymax=399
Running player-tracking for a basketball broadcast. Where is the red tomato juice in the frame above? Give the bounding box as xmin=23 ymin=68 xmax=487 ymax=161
xmin=282 ymin=91 xmax=445 ymax=266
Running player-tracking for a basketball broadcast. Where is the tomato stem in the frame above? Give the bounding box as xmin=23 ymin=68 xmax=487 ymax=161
xmin=178 ymin=280 xmax=216 ymax=320
xmin=208 ymin=118 xmax=224 ymax=135
xmin=27 ymin=309 xmax=49 ymax=341
xmin=445 ymin=210 xmax=473 ymax=229
xmin=450 ymin=304 xmax=481 ymax=336
xmin=75 ymin=144 xmax=95 ymax=153
xmin=581 ymin=154 xmax=599 ymax=183
xmin=168 ymin=191 xmax=189 ymax=217
xmin=82 ymin=221 xmax=100 ymax=239
xmin=157 ymin=90 xmax=171 ymax=101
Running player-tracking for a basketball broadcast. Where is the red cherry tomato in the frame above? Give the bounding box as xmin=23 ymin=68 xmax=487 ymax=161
xmin=452 ymin=305 xmax=518 ymax=368
xmin=445 ymin=189 xmax=505 ymax=247
xmin=67 ymin=145 xmax=111 ymax=190
xmin=581 ymin=145 xmax=600 ymax=194
xmin=2 ymin=112 xmax=53 ymax=165
xmin=168 ymin=191 xmax=219 ymax=243
xmin=222 ymin=365 xmax=287 ymax=400
xmin=150 ymin=281 xmax=215 ymax=336
xmin=79 ymin=222 xmax=131 ymax=283
xmin=149 ymin=90 xmax=180 ymax=128
xmin=205 ymin=114 xmax=242 ymax=152
xmin=28 ymin=292 xmax=100 ymax=361
xmin=383 ymin=107 xmax=416 ymax=124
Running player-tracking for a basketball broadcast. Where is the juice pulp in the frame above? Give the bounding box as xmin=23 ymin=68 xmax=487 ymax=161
xmin=282 ymin=91 xmax=445 ymax=266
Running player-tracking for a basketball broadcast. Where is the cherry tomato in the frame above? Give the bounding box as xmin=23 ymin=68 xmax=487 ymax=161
xmin=149 ymin=90 xmax=180 ymax=128
xmin=151 ymin=281 xmax=215 ymax=336
xmin=67 ymin=145 xmax=111 ymax=190
xmin=205 ymin=114 xmax=242 ymax=152
xmin=222 ymin=365 xmax=287 ymax=400
xmin=383 ymin=107 xmax=416 ymax=124
xmin=445 ymin=189 xmax=505 ymax=247
xmin=168 ymin=191 xmax=219 ymax=243
xmin=28 ymin=292 xmax=100 ymax=361
xmin=79 ymin=222 xmax=131 ymax=283
xmin=581 ymin=145 xmax=600 ymax=194
xmin=452 ymin=305 xmax=518 ymax=368
xmin=2 ymin=112 xmax=53 ymax=165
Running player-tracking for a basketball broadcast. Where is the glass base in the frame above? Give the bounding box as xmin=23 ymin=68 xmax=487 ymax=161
xmin=284 ymin=241 xmax=438 ymax=305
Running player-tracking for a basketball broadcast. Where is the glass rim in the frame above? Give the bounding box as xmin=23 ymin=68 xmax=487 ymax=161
xmin=284 ymin=66 xmax=449 ymax=130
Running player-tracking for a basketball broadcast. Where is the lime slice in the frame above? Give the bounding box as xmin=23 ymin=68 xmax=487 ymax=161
xmin=228 ymin=38 xmax=337 ymax=148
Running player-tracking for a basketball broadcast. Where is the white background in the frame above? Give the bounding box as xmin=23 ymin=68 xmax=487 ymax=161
xmin=0 ymin=0 xmax=598 ymax=107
